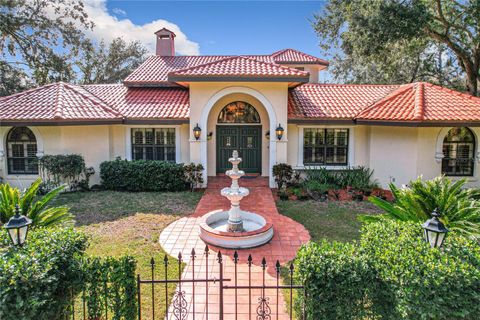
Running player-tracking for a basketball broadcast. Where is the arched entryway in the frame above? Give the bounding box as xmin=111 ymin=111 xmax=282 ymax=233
xmin=216 ymin=101 xmax=262 ymax=173
xmin=197 ymin=86 xmax=278 ymax=187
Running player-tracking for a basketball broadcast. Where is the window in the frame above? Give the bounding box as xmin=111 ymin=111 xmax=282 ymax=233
xmin=442 ymin=127 xmax=475 ymax=176
xmin=218 ymin=101 xmax=260 ymax=123
xmin=131 ymin=128 xmax=176 ymax=162
xmin=6 ymin=127 xmax=38 ymax=174
xmin=303 ymin=128 xmax=349 ymax=165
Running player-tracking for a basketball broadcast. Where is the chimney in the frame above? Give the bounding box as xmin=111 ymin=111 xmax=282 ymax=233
xmin=155 ymin=28 xmax=176 ymax=56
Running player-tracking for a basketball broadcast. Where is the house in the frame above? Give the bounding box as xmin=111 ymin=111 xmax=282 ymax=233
xmin=2 ymin=28 xmax=480 ymax=189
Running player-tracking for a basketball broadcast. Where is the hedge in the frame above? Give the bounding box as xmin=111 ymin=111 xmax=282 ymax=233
xmin=0 ymin=228 xmax=138 ymax=320
xmin=295 ymin=221 xmax=480 ymax=320
xmin=0 ymin=228 xmax=88 ymax=320
xmin=100 ymin=159 xmax=187 ymax=191
xmin=82 ymin=256 xmax=137 ymax=320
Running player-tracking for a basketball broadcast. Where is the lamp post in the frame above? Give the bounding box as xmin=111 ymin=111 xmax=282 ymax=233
xmin=275 ymin=124 xmax=284 ymax=140
xmin=193 ymin=123 xmax=202 ymax=140
xmin=4 ymin=204 xmax=32 ymax=246
xmin=422 ymin=209 xmax=449 ymax=248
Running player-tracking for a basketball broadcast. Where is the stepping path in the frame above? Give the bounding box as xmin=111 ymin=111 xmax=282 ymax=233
xmin=159 ymin=176 xmax=310 ymax=319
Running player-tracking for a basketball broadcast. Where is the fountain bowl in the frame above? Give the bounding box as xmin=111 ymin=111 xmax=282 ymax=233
xmin=199 ymin=210 xmax=274 ymax=249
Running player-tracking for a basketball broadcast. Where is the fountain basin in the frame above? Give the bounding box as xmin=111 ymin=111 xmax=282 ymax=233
xmin=199 ymin=210 xmax=274 ymax=249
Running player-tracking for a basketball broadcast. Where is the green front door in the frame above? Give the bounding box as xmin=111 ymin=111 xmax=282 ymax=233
xmin=216 ymin=125 xmax=261 ymax=173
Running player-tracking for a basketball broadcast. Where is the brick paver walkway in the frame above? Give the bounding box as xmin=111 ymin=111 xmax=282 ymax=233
xmin=159 ymin=177 xmax=310 ymax=319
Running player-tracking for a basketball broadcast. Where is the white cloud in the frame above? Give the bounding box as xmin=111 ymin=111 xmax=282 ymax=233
xmin=82 ymin=0 xmax=199 ymax=55
xmin=112 ymin=8 xmax=126 ymax=17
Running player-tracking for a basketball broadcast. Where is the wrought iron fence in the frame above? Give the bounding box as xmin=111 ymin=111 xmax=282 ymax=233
xmin=65 ymin=246 xmax=305 ymax=320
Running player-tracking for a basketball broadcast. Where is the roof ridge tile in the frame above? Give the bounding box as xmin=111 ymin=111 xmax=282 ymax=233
xmin=355 ymin=83 xmax=414 ymax=118
xmin=53 ymin=82 xmax=64 ymax=119
xmin=414 ymin=82 xmax=425 ymax=120
xmin=64 ymin=83 xmax=123 ymax=118
xmin=168 ymin=55 xmax=309 ymax=77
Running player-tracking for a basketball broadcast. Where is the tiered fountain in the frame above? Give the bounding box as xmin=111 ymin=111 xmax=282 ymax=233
xmin=199 ymin=150 xmax=274 ymax=249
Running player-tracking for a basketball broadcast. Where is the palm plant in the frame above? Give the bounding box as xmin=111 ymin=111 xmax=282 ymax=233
xmin=361 ymin=176 xmax=480 ymax=239
xmin=0 ymin=178 xmax=73 ymax=227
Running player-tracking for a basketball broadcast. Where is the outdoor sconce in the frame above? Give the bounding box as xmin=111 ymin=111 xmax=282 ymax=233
xmin=265 ymin=131 xmax=270 ymax=140
xmin=4 ymin=204 xmax=32 ymax=246
xmin=275 ymin=124 xmax=284 ymax=140
xmin=422 ymin=209 xmax=449 ymax=248
xmin=193 ymin=123 xmax=202 ymax=140
xmin=207 ymin=132 xmax=213 ymax=141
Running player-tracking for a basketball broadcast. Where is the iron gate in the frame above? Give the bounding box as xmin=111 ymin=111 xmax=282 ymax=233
xmin=138 ymin=246 xmax=305 ymax=320
xmin=64 ymin=246 xmax=305 ymax=320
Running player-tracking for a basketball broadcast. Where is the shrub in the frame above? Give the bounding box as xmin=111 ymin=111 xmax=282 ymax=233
xmin=303 ymin=166 xmax=338 ymax=186
xmin=302 ymin=180 xmax=331 ymax=201
xmin=0 ymin=178 xmax=73 ymax=227
xmin=82 ymin=256 xmax=137 ymax=320
xmin=295 ymin=221 xmax=480 ymax=320
xmin=100 ymin=159 xmax=187 ymax=192
xmin=184 ymin=163 xmax=205 ymax=191
xmin=364 ymin=176 xmax=480 ymax=239
xmin=39 ymin=154 xmax=93 ymax=192
xmin=272 ymin=163 xmax=293 ymax=190
xmin=0 ymin=228 xmax=88 ymax=320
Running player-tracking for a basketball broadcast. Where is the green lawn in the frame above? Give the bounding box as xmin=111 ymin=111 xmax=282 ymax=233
xmin=52 ymin=190 xmax=202 ymax=320
xmin=276 ymin=199 xmax=382 ymax=243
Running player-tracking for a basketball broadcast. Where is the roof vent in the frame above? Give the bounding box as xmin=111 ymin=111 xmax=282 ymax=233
xmin=155 ymin=28 xmax=176 ymax=56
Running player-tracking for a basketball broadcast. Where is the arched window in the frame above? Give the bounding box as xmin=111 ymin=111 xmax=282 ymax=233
xmin=6 ymin=127 xmax=38 ymax=174
xmin=218 ymin=101 xmax=260 ymax=123
xmin=442 ymin=127 xmax=475 ymax=176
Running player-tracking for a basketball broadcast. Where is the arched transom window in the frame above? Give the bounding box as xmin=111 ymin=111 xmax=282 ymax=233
xmin=442 ymin=127 xmax=475 ymax=176
xmin=6 ymin=127 xmax=38 ymax=174
xmin=218 ymin=101 xmax=260 ymax=123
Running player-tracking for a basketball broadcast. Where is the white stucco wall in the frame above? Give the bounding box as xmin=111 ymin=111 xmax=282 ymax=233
xmin=0 ymin=124 xmax=190 ymax=189
xmin=286 ymin=124 xmax=480 ymax=188
xmin=2 ymin=120 xmax=480 ymax=190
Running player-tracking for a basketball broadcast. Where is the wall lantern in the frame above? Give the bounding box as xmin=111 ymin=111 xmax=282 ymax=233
xmin=193 ymin=123 xmax=202 ymax=140
xmin=4 ymin=204 xmax=32 ymax=246
xmin=207 ymin=132 xmax=213 ymax=141
xmin=265 ymin=131 xmax=270 ymax=140
xmin=275 ymin=124 xmax=284 ymax=140
xmin=422 ymin=209 xmax=449 ymax=248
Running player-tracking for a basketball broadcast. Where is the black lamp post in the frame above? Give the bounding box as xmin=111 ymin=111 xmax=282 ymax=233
xmin=275 ymin=124 xmax=284 ymax=140
xmin=4 ymin=204 xmax=32 ymax=246
xmin=193 ymin=123 xmax=202 ymax=140
xmin=422 ymin=209 xmax=449 ymax=248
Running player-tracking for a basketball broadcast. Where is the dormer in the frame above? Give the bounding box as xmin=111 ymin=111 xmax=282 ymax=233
xmin=155 ymin=28 xmax=176 ymax=56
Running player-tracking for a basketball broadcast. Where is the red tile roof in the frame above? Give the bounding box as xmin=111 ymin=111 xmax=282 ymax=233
xmin=124 ymin=49 xmax=326 ymax=87
xmin=168 ymin=56 xmax=309 ymax=82
xmin=0 ymin=82 xmax=122 ymax=124
xmin=272 ymin=49 xmax=329 ymax=65
xmin=3 ymin=81 xmax=480 ymax=125
xmin=356 ymin=82 xmax=480 ymax=123
xmin=83 ymin=84 xmax=189 ymax=120
xmin=288 ymin=84 xmax=399 ymax=120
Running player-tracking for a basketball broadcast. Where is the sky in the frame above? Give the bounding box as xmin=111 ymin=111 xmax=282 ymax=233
xmin=85 ymin=0 xmax=329 ymax=58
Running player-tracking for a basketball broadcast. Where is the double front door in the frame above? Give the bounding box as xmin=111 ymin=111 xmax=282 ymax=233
xmin=216 ymin=125 xmax=261 ymax=174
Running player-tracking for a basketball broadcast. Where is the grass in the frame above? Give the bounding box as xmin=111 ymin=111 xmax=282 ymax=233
xmin=276 ymin=199 xmax=382 ymax=243
xmin=51 ymin=190 xmax=202 ymax=226
xmin=52 ymin=190 xmax=202 ymax=320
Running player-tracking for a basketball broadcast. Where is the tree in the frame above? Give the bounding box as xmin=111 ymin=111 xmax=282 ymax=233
xmin=0 ymin=0 xmax=92 ymax=93
xmin=77 ymin=38 xmax=148 ymax=84
xmin=314 ymin=0 xmax=480 ymax=95
xmin=0 ymin=62 xmax=31 ymax=96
